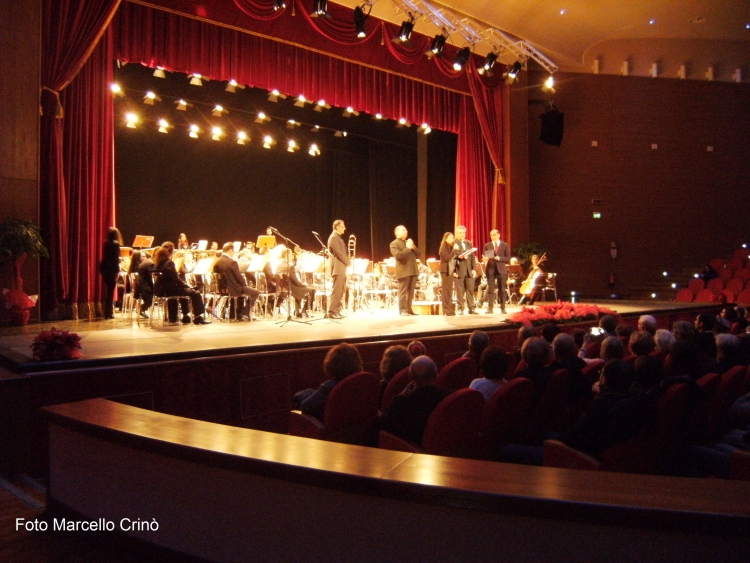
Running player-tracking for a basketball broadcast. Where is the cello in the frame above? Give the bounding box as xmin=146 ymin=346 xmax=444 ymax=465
xmin=519 ymin=253 xmax=547 ymax=296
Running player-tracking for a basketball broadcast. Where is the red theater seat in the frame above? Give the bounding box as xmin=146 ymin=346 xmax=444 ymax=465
xmin=543 ymin=440 xmax=601 ymax=471
xmin=737 ymin=289 xmax=750 ymax=305
xmin=726 ymin=278 xmax=745 ymax=296
xmin=421 ymin=388 xmax=484 ymax=458
xmin=478 ymin=378 xmax=535 ymax=459
xmin=380 ymin=366 xmax=411 ymax=412
xmin=694 ymin=289 xmax=715 ymax=303
xmin=436 ymin=357 xmax=478 ymax=392
xmin=674 ymin=288 xmax=694 ymax=302
xmin=706 ymin=278 xmax=725 ymax=294
xmin=687 ymin=278 xmax=704 ymax=294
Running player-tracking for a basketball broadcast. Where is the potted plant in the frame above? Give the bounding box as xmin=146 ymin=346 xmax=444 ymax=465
xmin=512 ymin=242 xmax=547 ymax=264
xmin=31 ymin=327 xmax=83 ymax=361
xmin=0 ymin=218 xmax=49 ymax=325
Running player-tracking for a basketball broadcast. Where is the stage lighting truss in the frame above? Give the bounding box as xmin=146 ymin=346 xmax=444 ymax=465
xmin=477 ymin=49 xmax=498 ymax=76
xmin=212 ymin=104 xmax=228 ymax=117
xmin=188 ymin=73 xmax=207 ymax=86
xmin=342 ymin=107 xmax=360 ymax=117
xmin=452 ymin=46 xmax=471 ymax=71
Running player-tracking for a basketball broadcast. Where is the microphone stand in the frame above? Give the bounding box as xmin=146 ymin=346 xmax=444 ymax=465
xmin=312 ymin=231 xmax=340 ymax=323
xmin=269 ymin=228 xmax=310 ymax=327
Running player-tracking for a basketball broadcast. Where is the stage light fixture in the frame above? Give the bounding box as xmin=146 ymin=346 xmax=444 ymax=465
xmin=157 ymin=119 xmax=172 ymax=133
xmin=188 ymin=73 xmax=206 ymax=86
xmin=418 ymin=123 xmax=432 ymax=134
xmin=507 ymin=60 xmax=523 ymax=79
xmin=396 ymin=117 xmax=411 ymax=128
xmin=268 ymin=89 xmax=287 ymax=102
xmin=452 ymin=47 xmax=471 ymax=71
xmin=542 ymin=75 xmax=556 ymax=93
xmin=477 ymin=51 xmax=498 ymax=76
xmin=263 ymin=135 xmax=276 ymax=149
xmin=311 ymin=125 xmax=320 ymax=132
xmin=143 ymin=91 xmax=162 ymax=105
xmin=286 ymin=119 xmax=300 ymax=129
xmin=311 ymin=0 xmax=330 ymax=18
xmin=374 ymin=113 xmax=383 ymax=120
xmin=110 ymin=83 xmax=124 ymax=97
xmin=175 ymin=99 xmax=191 ymax=111
xmin=189 ymin=124 xmax=200 ymax=138
xmin=354 ymin=6 xmax=368 ymax=38
xmin=124 ymin=112 xmax=139 ymax=128
xmin=237 ymin=131 xmax=249 ymax=145
xmin=308 ymin=143 xmax=321 ymax=156
xmin=426 ymin=34 xmax=447 ymax=58
xmin=343 ymin=106 xmax=360 ymax=117
xmin=314 ymin=99 xmax=331 ymax=112
xmin=255 ymin=111 xmax=271 ymax=123
xmin=294 ymin=94 xmax=309 ymax=107
xmin=287 ymin=140 xmax=299 ymax=153
xmin=226 ymin=80 xmax=245 ymax=93
xmin=212 ymin=105 xmax=228 ymax=117
xmin=273 ymin=0 xmax=286 ymax=10
xmin=153 ymin=66 xmax=166 ymax=78
xmin=334 ymin=130 xmax=347 ymax=137
xmin=393 ymin=17 xmax=415 ymax=44
xmin=211 ymin=126 xmax=224 ymax=141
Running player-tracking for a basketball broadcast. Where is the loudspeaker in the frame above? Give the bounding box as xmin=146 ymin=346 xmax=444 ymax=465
xmin=540 ymin=109 xmax=564 ymax=146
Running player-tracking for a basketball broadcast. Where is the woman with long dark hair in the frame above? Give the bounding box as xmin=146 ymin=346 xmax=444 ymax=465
xmin=100 ymin=227 xmax=123 ymax=319
xmin=439 ymin=232 xmax=456 ymax=316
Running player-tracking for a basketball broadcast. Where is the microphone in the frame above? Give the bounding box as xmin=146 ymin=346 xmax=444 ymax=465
xmin=312 ymin=231 xmax=320 ymax=236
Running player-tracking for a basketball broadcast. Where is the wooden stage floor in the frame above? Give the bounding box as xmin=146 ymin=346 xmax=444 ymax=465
xmin=0 ymin=300 xmax=708 ymax=374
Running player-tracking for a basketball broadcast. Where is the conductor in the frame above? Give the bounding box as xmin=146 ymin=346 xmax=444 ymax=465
xmin=327 ymin=220 xmax=350 ymax=319
xmin=390 ymin=225 xmax=420 ymax=316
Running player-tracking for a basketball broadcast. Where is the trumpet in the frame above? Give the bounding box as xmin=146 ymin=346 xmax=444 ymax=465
xmin=348 ymin=234 xmax=356 ymax=259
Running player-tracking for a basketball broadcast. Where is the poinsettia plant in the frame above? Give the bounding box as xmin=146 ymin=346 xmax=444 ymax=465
xmin=31 ymin=327 xmax=83 ymax=361
xmin=508 ymin=301 xmax=620 ymax=327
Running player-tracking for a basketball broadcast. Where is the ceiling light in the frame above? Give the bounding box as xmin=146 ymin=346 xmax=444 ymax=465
xmin=263 ymin=135 xmax=276 ymax=149
xmin=354 ymin=5 xmax=368 ymax=38
xmin=394 ymin=17 xmax=415 ymax=44
xmin=153 ymin=67 xmax=166 ymax=78
xmin=255 ymin=111 xmax=270 ymax=123
xmin=268 ymin=89 xmax=287 ymax=102
xmin=143 ymin=91 xmax=161 ymax=105
xmin=225 ymin=80 xmax=245 ymax=93
xmin=311 ymin=125 xmax=320 ymax=132
xmin=286 ymin=119 xmax=300 ymax=129
xmin=273 ymin=0 xmax=286 ymax=10
xmin=374 ymin=113 xmax=383 ymax=120
xmin=308 ymin=143 xmax=321 ymax=156
xmin=418 ymin=123 xmax=432 ymax=134
xmin=478 ymin=51 xmax=498 ymax=76
xmin=110 ymin=83 xmax=124 ymax=97
xmin=157 ymin=119 xmax=171 ymax=133
xmin=426 ymin=34 xmax=447 ymax=58
xmin=189 ymin=124 xmax=200 ymax=138
xmin=311 ymin=0 xmax=330 ymax=18
xmin=314 ymin=99 xmax=331 ymax=112
xmin=287 ymin=140 xmax=299 ymax=153
xmin=452 ymin=47 xmax=471 ymax=71
xmin=188 ymin=73 xmax=205 ymax=86
xmin=212 ymin=105 xmax=228 ymax=117
xmin=343 ymin=107 xmax=360 ymax=117
xmin=237 ymin=131 xmax=249 ymax=145
xmin=175 ymin=99 xmax=191 ymax=111
xmin=507 ymin=60 xmax=523 ymax=79
xmin=396 ymin=118 xmax=411 ymax=128
xmin=211 ymin=126 xmax=224 ymax=141
xmin=294 ymin=94 xmax=309 ymax=107
xmin=334 ymin=130 xmax=347 ymax=137
xmin=124 ymin=112 xmax=138 ymax=128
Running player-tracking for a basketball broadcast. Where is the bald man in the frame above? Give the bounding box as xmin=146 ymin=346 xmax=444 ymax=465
xmin=390 ymin=225 xmax=420 ymax=316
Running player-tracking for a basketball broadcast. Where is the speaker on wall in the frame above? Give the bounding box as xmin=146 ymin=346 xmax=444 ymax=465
xmin=540 ymin=109 xmax=564 ymax=146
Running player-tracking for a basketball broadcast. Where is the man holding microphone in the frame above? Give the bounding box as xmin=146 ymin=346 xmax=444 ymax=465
xmin=390 ymin=225 xmax=420 ymax=316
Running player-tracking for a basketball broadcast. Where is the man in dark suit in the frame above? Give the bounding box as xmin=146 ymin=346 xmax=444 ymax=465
xmin=213 ymin=242 xmax=260 ymax=321
xmin=453 ymin=225 xmax=477 ymax=314
xmin=136 ymin=252 xmax=155 ymax=318
xmin=482 ymin=229 xmax=510 ymax=314
xmin=327 ymin=219 xmax=350 ymax=319
xmin=390 ymin=225 xmax=420 ymax=316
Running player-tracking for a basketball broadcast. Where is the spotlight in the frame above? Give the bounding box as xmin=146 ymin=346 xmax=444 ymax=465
xmin=308 ymin=143 xmax=321 ymax=156
xmin=426 ymin=34 xmax=447 ymax=58
xmin=263 ymin=135 xmax=276 ymax=149
xmin=286 ymin=119 xmax=300 ymax=129
xmin=174 ymin=99 xmax=191 ymax=111
xmin=334 ymin=130 xmax=347 ymax=137
xmin=211 ymin=126 xmax=224 ymax=141
xmin=418 ymin=123 xmax=432 ymax=134
xmin=396 ymin=118 xmax=411 ymax=128
xmin=507 ymin=60 xmax=523 ymax=80
xmin=287 ymin=140 xmax=299 ymax=153
xmin=374 ymin=113 xmax=383 ymax=120
xmin=188 ymin=73 xmax=206 ymax=86
xmin=311 ymin=125 xmax=320 ymax=132
xmin=237 ymin=131 xmax=249 ymax=145
xmin=393 ymin=17 xmax=415 ymax=44
xmin=110 ymin=83 xmax=124 ymax=97
xmin=314 ymin=99 xmax=331 ymax=112
xmin=225 ymin=79 xmax=245 ymax=93
xmin=212 ymin=104 xmax=228 ymax=117
xmin=255 ymin=112 xmax=271 ymax=123
xmin=311 ymin=0 xmax=330 ymax=18
xmin=273 ymin=0 xmax=286 ymax=10
xmin=189 ymin=124 xmax=200 ymax=138
xmin=477 ymin=51 xmax=498 ymax=76
xmin=157 ymin=119 xmax=171 ymax=133
xmin=124 ymin=112 xmax=139 ymax=128
xmin=268 ymin=89 xmax=287 ymax=102
xmin=452 ymin=47 xmax=471 ymax=71
xmin=343 ymin=107 xmax=360 ymax=117
xmin=153 ymin=67 xmax=166 ymax=78
xmin=542 ymin=75 xmax=555 ymax=93
xmin=294 ymin=94 xmax=309 ymax=107
xmin=354 ymin=6 xmax=368 ymax=38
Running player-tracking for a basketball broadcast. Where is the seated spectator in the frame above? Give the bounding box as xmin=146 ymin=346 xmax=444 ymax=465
xmin=629 ymin=331 xmax=656 ymax=358
xmin=516 ymin=337 xmax=553 ymax=401
xmin=292 ymin=343 xmax=363 ymax=421
xmin=378 ymin=356 xmax=449 ymax=446
xmin=713 ymin=333 xmax=746 ymax=375
xmin=379 ymin=345 xmax=412 ymax=399
xmin=601 ymin=335 xmax=625 ymax=361
xmin=672 ymin=320 xmax=695 ymax=343
xmin=571 ymin=328 xmax=587 ymax=352
xmin=470 ymin=345 xmax=509 ymax=401
xmin=666 ymin=341 xmax=703 ymax=380
xmin=540 ymin=322 xmax=561 ymax=344
xmin=407 ymin=340 xmax=426 ymax=358
xmin=637 ymin=315 xmax=657 ymax=335
xmin=514 ymin=325 xmax=537 ymax=362
xmin=599 ymin=314 xmax=618 ymax=338
xmin=632 ymin=354 xmax=664 ymax=393
xmin=548 ymin=333 xmax=589 ymax=402
xmin=616 ymin=323 xmax=634 ymax=349
xmin=654 ymin=329 xmax=675 ymax=360
xmin=694 ymin=331 xmax=718 ymax=374
xmin=463 ymin=330 xmax=490 ymax=362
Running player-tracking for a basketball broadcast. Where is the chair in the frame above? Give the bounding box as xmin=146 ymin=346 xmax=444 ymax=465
xmin=543 ymin=440 xmax=601 ymax=471
xmin=421 ymin=388 xmax=485 ymax=458
xmin=378 ymin=430 xmax=419 ymax=453
xmin=581 ymin=359 xmax=605 ymax=384
xmin=734 ymin=268 xmax=750 ymax=284
xmin=529 ymin=368 xmax=586 ymax=438
xmin=436 ymin=357 xmax=478 ymax=392
xmin=288 ymin=371 xmax=380 ymax=445
xmin=726 ymin=257 xmax=744 ymax=272
xmin=539 ymin=272 xmax=558 ymax=301
xmin=478 ymin=378 xmax=534 ymax=459
xmin=719 ymin=267 xmax=734 ymax=282
xmin=737 ymin=288 xmax=750 ymax=305
xmin=211 ymin=273 xmax=241 ymax=321
xmin=121 ymin=272 xmax=143 ymax=320
xmin=150 ymin=270 xmax=192 ymax=325
xmin=674 ymin=288 xmax=694 ymax=302
xmin=380 ymin=366 xmax=412 ymax=412
xmin=706 ymin=365 xmax=748 ymax=440
xmin=721 ymin=289 xmax=736 ymax=303
xmin=687 ymin=278 xmax=705 ymax=294
xmin=694 ymin=288 xmax=715 ymax=303
xmin=706 ymin=277 xmax=725 ymax=294
xmin=708 ymin=258 xmax=724 ymax=271
xmin=726 ymin=278 xmax=745 ymax=296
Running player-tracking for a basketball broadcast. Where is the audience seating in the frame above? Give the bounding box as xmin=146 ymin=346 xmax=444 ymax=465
xmin=737 ymin=289 xmax=750 ymax=304
xmin=377 ymin=430 xmax=419 ymax=453
xmin=529 ymin=368 xmax=585 ymax=438
xmin=687 ymin=278 xmax=705 ymax=294
xmin=735 ymin=268 xmax=750 ymax=284
xmin=706 ymin=365 xmax=749 ymax=440
xmin=421 ymin=388 xmax=484 ymax=458
xmin=706 ymin=278 xmax=725 ymax=294
xmin=726 ymin=257 xmax=744 ymax=272
xmin=694 ymin=289 xmax=715 ymax=303
xmin=288 ymin=371 xmax=380 ymax=445
xmin=436 ymin=357 xmax=478 ymax=392
xmin=380 ymin=367 xmax=411 ymax=412
xmin=543 ymin=440 xmax=601 ymax=471
xmin=512 ymin=358 xmax=528 ymax=377
xmin=708 ymin=258 xmax=724 ymax=271
xmin=478 ymin=378 xmax=535 ymax=460
xmin=726 ymin=278 xmax=745 ymax=296
xmin=720 ymin=289 xmax=736 ymax=303
xmin=719 ymin=268 xmax=734 ymax=282
xmin=674 ymin=288 xmax=694 ymax=303
xmin=581 ymin=359 xmax=605 ymax=385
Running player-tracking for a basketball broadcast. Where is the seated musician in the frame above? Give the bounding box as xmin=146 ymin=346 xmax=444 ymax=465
xmin=153 ymin=242 xmax=207 ymax=324
xmin=518 ymin=254 xmax=544 ymax=306
xmin=213 ymin=242 xmax=260 ymax=321
xmin=177 ymin=233 xmax=190 ymax=250
xmin=287 ymin=249 xmax=316 ymax=318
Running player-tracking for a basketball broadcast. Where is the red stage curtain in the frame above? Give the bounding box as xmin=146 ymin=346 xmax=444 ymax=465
xmin=232 ymin=0 xmax=286 ymax=22
xmin=40 ymin=0 xmax=120 ymax=313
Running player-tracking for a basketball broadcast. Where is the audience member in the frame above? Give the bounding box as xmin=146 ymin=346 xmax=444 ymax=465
xmin=470 ymin=345 xmax=509 ymax=401
xmin=379 ymin=345 xmax=413 ymax=398
xmin=637 ymin=315 xmax=657 ymax=335
xmin=672 ymin=320 xmax=695 ymax=343
xmin=654 ymin=328 xmax=675 ymax=360
xmin=463 ymin=330 xmax=490 ymax=362
xmin=694 ymin=331 xmax=718 ymax=374
xmin=516 ymin=337 xmax=553 ymax=401
xmin=713 ymin=333 xmax=745 ymax=375
xmin=540 ymin=322 xmax=561 ymax=344
xmin=407 ymin=340 xmax=426 ymax=358
xmin=378 ymin=356 xmax=449 ymax=446
xmin=629 ymin=331 xmax=656 ymax=357
xmin=548 ymin=333 xmax=589 ymax=402
xmin=666 ymin=341 xmax=703 ymax=380
xmin=616 ymin=323 xmax=633 ymax=349
xmin=292 ymin=343 xmax=363 ymax=421
xmin=599 ymin=315 xmax=617 ymax=338
xmin=514 ymin=326 xmax=537 ymax=362
xmin=632 ymin=355 xmax=664 ymax=393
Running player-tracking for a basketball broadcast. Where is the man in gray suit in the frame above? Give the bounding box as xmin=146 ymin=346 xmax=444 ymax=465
xmin=327 ymin=219 xmax=350 ymax=319
xmin=390 ymin=225 xmax=420 ymax=316
xmin=482 ymin=229 xmax=510 ymax=314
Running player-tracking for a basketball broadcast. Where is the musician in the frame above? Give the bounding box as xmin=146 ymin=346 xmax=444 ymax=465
xmin=213 ymin=242 xmax=260 ymax=321
xmin=153 ymin=242 xmax=207 ymax=324
xmin=452 ymin=225 xmax=477 ymax=314
xmin=390 ymin=225 xmax=420 ymax=316
xmin=177 ymin=233 xmax=190 ymax=250
xmin=327 ymin=219 xmax=350 ymax=319
xmin=287 ymin=249 xmax=316 ymax=318
xmin=438 ymin=232 xmax=456 ymax=316
xmin=518 ymin=254 xmax=544 ymax=306
xmin=482 ymin=229 xmax=510 ymax=314
xmin=136 ymin=251 xmax=154 ymax=318
xmin=99 ymin=227 xmax=122 ymax=320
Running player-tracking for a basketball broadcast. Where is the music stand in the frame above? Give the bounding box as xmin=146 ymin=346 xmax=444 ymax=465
xmin=256 ymin=235 xmax=276 ymax=253
xmin=132 ymin=235 xmax=154 ymax=249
